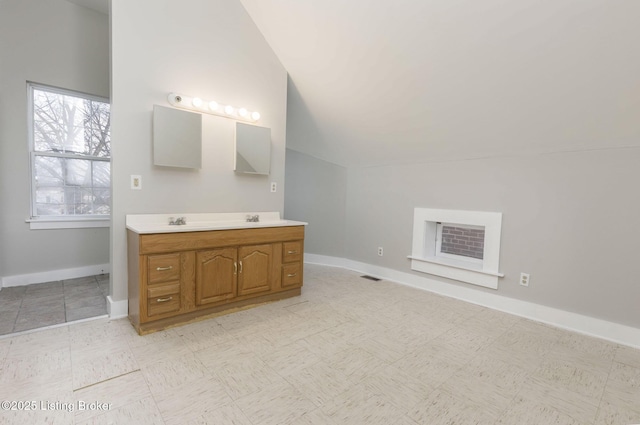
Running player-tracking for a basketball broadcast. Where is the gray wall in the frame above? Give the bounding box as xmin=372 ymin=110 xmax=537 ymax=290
xmin=287 ymin=147 xmax=640 ymax=329
xmin=110 ymin=0 xmax=288 ymax=301
xmin=0 ymin=0 xmax=110 ymax=280
xmin=284 ymin=149 xmax=346 ymax=258
xmin=345 ymin=149 xmax=640 ymax=328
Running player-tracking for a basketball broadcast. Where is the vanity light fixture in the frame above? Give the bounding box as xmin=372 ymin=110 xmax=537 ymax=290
xmin=168 ymin=93 xmax=260 ymax=123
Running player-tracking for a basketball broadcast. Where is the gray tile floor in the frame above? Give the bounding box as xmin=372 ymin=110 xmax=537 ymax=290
xmin=0 ymin=274 xmax=108 ymax=335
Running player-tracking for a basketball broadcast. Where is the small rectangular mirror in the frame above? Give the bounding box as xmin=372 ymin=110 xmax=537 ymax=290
xmin=153 ymin=105 xmax=202 ymax=168
xmin=235 ymin=122 xmax=271 ymax=175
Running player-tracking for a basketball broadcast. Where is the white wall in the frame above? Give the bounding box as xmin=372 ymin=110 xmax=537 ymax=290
xmin=110 ymin=0 xmax=288 ymax=301
xmin=0 ymin=0 xmax=110 ymax=282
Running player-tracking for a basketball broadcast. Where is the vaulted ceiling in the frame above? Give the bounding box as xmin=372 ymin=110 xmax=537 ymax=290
xmin=67 ymin=0 xmax=640 ymax=168
xmin=240 ymin=0 xmax=640 ymax=167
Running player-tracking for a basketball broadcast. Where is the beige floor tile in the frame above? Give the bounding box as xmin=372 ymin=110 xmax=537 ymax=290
xmin=296 ymin=328 xmax=355 ymax=360
xmin=293 ymin=408 xmax=339 ymax=425
xmin=602 ymin=361 xmax=640 ymax=410
xmin=235 ymin=380 xmax=317 ymax=425
xmin=391 ymin=342 xmax=467 ymax=388
xmin=439 ymin=355 xmax=529 ymax=418
xmin=325 ymin=346 xmax=388 ymax=383
xmin=72 ymin=347 xmax=139 ymax=390
xmin=154 ymin=375 xmax=233 ymax=425
xmin=530 ymin=357 xmax=608 ymax=404
xmin=323 ymin=391 xmax=407 ymax=425
xmin=509 ymin=379 xmax=599 ymax=424
xmin=172 ymin=318 xmax=236 ymax=352
xmin=76 ymin=396 xmax=164 ymax=425
xmin=0 ymin=347 xmax=72 ymax=393
xmin=614 ymin=344 xmax=640 ymax=369
xmin=594 ymin=398 xmax=640 ymax=425
xmin=141 ymin=352 xmax=208 ymax=395
xmin=180 ymin=401 xmax=253 ymax=425
xmin=215 ymin=359 xmax=287 ymax=400
xmin=407 ymin=387 xmax=498 ymax=425
xmin=193 ymin=337 xmax=255 ymax=372
xmin=73 ymin=370 xmax=151 ymax=423
xmin=431 ymin=325 xmax=497 ymax=359
xmin=496 ymin=388 xmax=587 ymax=425
xmin=261 ymin=341 xmax=323 ymax=377
xmin=285 ymin=360 xmax=355 ymax=407
xmin=359 ymin=364 xmax=435 ymax=411
xmin=6 ymin=326 xmax=70 ymax=358
xmin=129 ymin=332 xmax=193 ymax=366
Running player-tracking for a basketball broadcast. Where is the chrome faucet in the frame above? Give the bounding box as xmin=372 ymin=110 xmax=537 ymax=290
xmin=246 ymin=214 xmax=260 ymax=223
xmin=169 ymin=216 xmax=186 ymax=225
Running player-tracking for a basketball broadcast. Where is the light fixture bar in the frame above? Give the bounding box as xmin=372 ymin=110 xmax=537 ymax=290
xmin=167 ymin=93 xmax=260 ymax=123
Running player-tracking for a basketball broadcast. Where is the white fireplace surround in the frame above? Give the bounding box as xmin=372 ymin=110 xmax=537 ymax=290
xmin=408 ymin=208 xmax=504 ymax=289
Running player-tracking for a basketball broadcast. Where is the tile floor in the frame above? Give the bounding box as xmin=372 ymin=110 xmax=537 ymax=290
xmin=0 ymin=274 xmax=109 ymax=335
xmin=0 ymin=264 xmax=638 ymax=424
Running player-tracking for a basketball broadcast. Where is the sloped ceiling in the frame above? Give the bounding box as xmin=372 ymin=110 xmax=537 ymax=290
xmin=240 ymin=0 xmax=640 ymax=167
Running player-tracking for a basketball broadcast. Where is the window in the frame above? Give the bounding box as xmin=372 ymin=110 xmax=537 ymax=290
xmin=409 ymin=208 xmax=503 ymax=289
xmin=28 ymin=83 xmax=110 ymax=229
xmin=436 ymin=223 xmax=485 ymax=264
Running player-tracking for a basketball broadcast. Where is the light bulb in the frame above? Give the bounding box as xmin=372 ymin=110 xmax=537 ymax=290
xmin=192 ymin=97 xmax=203 ymax=108
xmin=208 ymin=101 xmax=218 ymax=111
xmin=238 ymin=108 xmax=248 ymax=117
xmin=251 ymin=111 xmax=261 ymax=121
xmin=224 ymin=105 xmax=234 ymax=115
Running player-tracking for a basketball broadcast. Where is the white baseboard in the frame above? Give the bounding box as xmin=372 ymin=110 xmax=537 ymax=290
xmin=1 ymin=263 xmax=111 ymax=288
xmin=107 ymin=296 xmax=128 ymax=319
xmin=305 ymin=253 xmax=640 ymax=349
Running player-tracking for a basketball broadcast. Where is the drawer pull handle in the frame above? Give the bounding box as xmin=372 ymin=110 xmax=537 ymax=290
xmin=156 ymin=296 xmax=173 ymax=303
xmin=287 ymin=273 xmax=297 ymax=277
xmin=156 ymin=266 xmax=173 ymax=271
xmin=287 ymin=250 xmax=298 ymax=254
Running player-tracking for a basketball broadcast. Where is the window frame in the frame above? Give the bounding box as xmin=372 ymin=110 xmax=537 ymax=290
xmin=409 ymin=208 xmax=504 ymax=289
xmin=26 ymin=82 xmax=111 ymax=230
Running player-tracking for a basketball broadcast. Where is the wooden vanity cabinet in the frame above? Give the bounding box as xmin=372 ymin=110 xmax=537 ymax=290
xmin=128 ymin=225 xmax=304 ymax=334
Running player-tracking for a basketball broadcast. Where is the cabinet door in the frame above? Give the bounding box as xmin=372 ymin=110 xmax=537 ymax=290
xmin=196 ymin=248 xmax=237 ymax=306
xmin=238 ymin=244 xmax=272 ymax=296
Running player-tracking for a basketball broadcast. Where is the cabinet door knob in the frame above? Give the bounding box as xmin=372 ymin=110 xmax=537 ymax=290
xmin=156 ymin=266 xmax=173 ymax=271
xmin=156 ymin=296 xmax=173 ymax=303
xmin=287 ymin=250 xmax=298 ymax=254
xmin=287 ymin=273 xmax=297 ymax=277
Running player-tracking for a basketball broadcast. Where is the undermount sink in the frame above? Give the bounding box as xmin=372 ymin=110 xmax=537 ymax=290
xmin=126 ymin=212 xmax=307 ymax=234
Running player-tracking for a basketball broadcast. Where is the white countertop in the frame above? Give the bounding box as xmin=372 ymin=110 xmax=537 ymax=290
xmin=126 ymin=212 xmax=307 ymax=234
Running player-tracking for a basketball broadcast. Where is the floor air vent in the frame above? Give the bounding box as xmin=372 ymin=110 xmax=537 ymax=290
xmin=361 ymin=275 xmax=381 ymax=281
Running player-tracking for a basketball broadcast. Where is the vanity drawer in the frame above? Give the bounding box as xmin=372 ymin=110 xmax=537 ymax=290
xmin=148 ymin=254 xmax=181 ymax=284
xmin=283 ymin=241 xmax=302 ymax=263
xmin=282 ymin=263 xmax=302 ymax=288
xmin=147 ymin=282 xmax=180 ymax=317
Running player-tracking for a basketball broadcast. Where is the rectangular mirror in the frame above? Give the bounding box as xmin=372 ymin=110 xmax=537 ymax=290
xmin=235 ymin=122 xmax=271 ymax=175
xmin=153 ymin=105 xmax=202 ymax=168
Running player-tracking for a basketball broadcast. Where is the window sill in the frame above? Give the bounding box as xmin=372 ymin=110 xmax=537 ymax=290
xmin=26 ymin=217 xmax=110 ymax=230
xmin=407 ymin=255 xmax=503 ymax=290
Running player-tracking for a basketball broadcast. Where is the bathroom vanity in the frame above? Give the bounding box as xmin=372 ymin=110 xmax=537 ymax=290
xmin=126 ymin=213 xmax=306 ymax=334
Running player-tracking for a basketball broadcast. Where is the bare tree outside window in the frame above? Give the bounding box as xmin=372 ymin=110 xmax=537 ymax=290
xmin=30 ymin=84 xmax=111 ymax=217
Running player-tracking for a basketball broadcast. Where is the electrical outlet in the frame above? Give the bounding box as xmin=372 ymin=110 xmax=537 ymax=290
xmin=377 ymin=247 xmax=383 ymax=256
xmin=131 ymin=175 xmax=142 ymax=190
xmin=270 ymin=182 xmax=277 ymax=193
xmin=520 ymin=272 xmax=530 ymax=287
